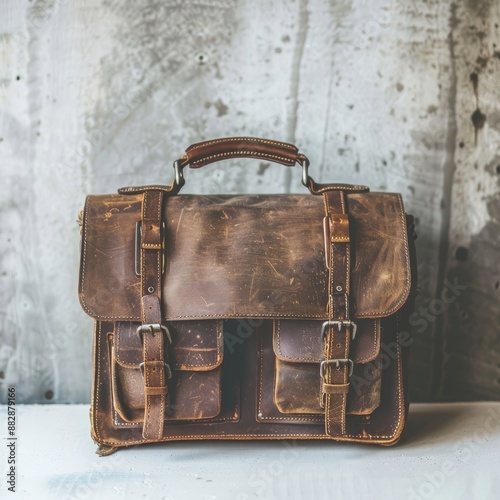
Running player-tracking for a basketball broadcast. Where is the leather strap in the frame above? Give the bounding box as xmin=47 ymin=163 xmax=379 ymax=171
xmin=139 ymin=190 xmax=170 ymax=440
xmin=306 ymin=177 xmax=369 ymax=194
xmin=322 ymin=191 xmax=352 ymax=437
xmin=181 ymin=137 xmax=302 ymax=168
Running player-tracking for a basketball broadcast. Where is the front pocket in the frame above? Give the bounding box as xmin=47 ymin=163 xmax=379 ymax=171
xmin=110 ymin=320 xmax=223 ymax=422
xmin=271 ymin=319 xmax=382 ymax=417
xmin=274 ymin=357 xmax=382 ymax=415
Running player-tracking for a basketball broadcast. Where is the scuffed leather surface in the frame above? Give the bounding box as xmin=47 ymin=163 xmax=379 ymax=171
xmin=82 ymin=187 xmax=417 ymax=448
xmin=79 ymin=194 xmax=143 ymax=321
xmin=90 ymin=319 xmax=409 ymax=447
xmin=79 ymin=193 xmax=411 ymax=321
xmin=110 ymin=320 xmax=224 ymax=422
xmin=110 ymin=332 xmax=222 ymax=422
xmin=112 ymin=358 xmax=222 ymax=421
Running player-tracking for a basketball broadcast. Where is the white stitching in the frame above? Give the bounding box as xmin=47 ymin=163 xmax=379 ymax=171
xmin=167 ymin=313 xmax=329 ymax=320
xmin=156 ymin=193 xmax=162 ymax=304
xmin=141 ymin=196 xmax=147 ymax=314
xmin=113 ymin=409 xmax=238 ymax=426
xmin=80 ymin=309 xmax=332 ymax=321
xmin=93 ymin=321 xmax=103 ymax=444
xmin=99 ymin=434 xmax=339 ymax=446
xmin=311 ymin=184 xmax=370 ymax=193
xmin=118 ymin=186 xmax=175 ymax=194
xmin=191 ymin=151 xmax=294 ymax=166
xmin=187 ymin=137 xmax=297 ymax=152
xmin=142 ymin=327 xmax=152 ymax=436
xmin=80 ymin=196 xmax=89 ymax=293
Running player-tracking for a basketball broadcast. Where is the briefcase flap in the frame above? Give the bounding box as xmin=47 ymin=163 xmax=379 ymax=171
xmin=79 ymin=192 xmax=411 ymax=322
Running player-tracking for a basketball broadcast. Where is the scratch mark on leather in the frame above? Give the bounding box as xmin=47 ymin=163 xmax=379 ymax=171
xmin=199 ymin=295 xmax=214 ymax=307
xmin=175 ymin=207 xmax=186 ymax=237
xmin=103 ymin=207 xmax=119 ymax=221
xmin=249 ymin=270 xmax=257 ymax=301
xmin=267 ymin=261 xmax=281 ymax=277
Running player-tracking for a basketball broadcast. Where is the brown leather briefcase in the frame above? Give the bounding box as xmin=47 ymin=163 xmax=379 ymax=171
xmin=78 ymin=137 xmax=417 ymax=455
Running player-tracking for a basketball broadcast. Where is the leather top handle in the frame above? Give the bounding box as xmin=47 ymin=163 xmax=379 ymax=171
xmin=174 ymin=137 xmax=310 ymax=190
xmin=180 ymin=137 xmax=305 ymax=168
xmin=117 ymin=137 xmax=370 ymax=196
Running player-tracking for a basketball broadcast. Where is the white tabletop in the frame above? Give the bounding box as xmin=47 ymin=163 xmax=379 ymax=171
xmin=1 ymin=403 xmax=500 ymax=499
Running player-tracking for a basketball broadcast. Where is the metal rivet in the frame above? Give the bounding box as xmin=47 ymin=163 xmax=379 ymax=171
xmin=148 ymin=286 xmax=155 ymax=293
xmin=336 ymin=285 xmax=343 ymax=292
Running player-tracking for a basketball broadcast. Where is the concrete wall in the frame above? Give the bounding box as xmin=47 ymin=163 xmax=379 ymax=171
xmin=0 ymin=0 xmax=499 ymax=403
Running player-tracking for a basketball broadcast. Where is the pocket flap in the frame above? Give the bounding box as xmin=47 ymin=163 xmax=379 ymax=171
xmin=273 ymin=319 xmax=379 ymax=364
xmin=114 ymin=320 xmax=223 ymax=371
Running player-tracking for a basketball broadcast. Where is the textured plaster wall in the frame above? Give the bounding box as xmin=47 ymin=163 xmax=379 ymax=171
xmin=0 ymin=0 xmax=499 ymax=403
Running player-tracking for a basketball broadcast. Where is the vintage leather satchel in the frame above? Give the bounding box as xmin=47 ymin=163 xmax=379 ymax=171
xmin=78 ymin=137 xmax=417 ymax=455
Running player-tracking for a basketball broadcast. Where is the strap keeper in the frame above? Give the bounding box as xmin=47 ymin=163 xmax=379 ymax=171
xmin=324 ymin=214 xmax=350 ymax=243
xmin=322 ymin=382 xmax=350 ymax=395
xmin=144 ymin=385 xmax=170 ymax=396
xmin=141 ymin=220 xmax=163 ymax=247
xmin=330 ymin=214 xmax=350 ymax=241
xmin=323 ymin=215 xmax=350 ymax=268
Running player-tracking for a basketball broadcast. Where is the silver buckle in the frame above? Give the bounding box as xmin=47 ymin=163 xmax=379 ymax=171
xmin=321 ymin=320 xmax=357 ymax=341
xmin=136 ymin=324 xmax=172 ymax=345
xmin=320 ymin=359 xmax=354 ymax=379
xmin=139 ymin=361 xmax=172 ymax=380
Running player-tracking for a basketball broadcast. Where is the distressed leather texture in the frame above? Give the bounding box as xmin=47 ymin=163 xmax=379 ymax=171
xmin=80 ymin=193 xmax=411 ymax=320
xmin=78 ymin=137 xmax=417 ymax=454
